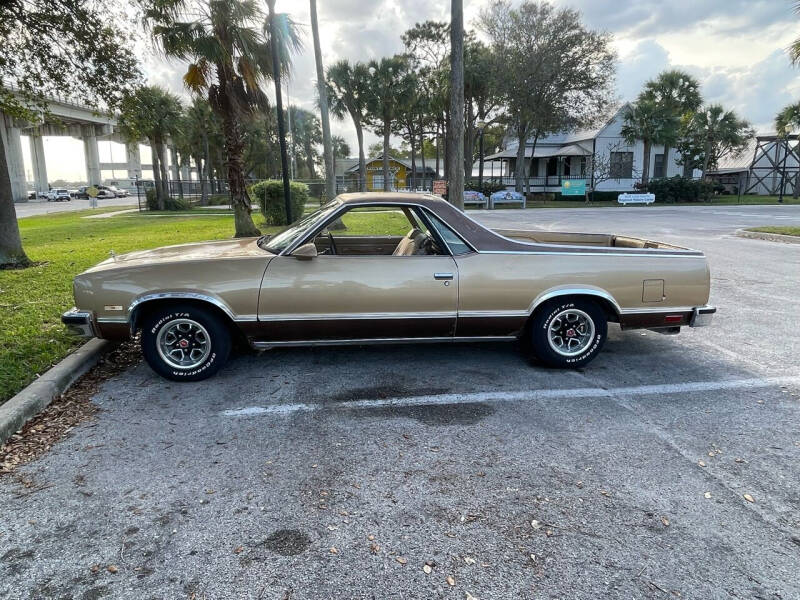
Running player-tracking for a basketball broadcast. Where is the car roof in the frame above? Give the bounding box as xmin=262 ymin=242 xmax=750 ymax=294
xmin=336 ymin=192 xmax=446 ymax=210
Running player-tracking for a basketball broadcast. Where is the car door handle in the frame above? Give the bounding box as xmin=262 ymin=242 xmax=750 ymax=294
xmin=433 ymin=273 xmax=454 ymax=280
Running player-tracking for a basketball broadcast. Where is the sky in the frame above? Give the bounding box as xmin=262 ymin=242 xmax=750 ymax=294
xmin=23 ymin=0 xmax=800 ymax=182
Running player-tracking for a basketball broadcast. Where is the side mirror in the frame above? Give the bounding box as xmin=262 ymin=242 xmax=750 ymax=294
xmin=292 ymin=242 xmax=318 ymax=260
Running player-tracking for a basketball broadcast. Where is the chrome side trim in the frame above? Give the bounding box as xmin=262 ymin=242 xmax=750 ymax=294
xmin=458 ymin=310 xmax=528 ymax=318
xmin=251 ymin=335 xmax=517 ymax=350
xmin=477 ymin=250 xmax=706 ymax=258
xmin=257 ymin=311 xmax=456 ymax=322
xmin=619 ymin=306 xmax=696 ymax=315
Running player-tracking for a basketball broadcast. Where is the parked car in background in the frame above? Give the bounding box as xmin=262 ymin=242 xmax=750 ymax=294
xmin=27 ymin=190 xmax=37 ymax=200
xmin=75 ymin=186 xmax=115 ymax=199
xmin=62 ymin=192 xmax=715 ymax=381
xmin=107 ymin=185 xmax=129 ymax=197
xmin=46 ymin=188 xmax=71 ymax=202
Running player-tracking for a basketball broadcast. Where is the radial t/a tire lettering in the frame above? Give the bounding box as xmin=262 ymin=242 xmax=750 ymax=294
xmin=140 ymin=303 xmax=231 ymax=381
xmin=530 ymin=298 xmax=607 ymax=368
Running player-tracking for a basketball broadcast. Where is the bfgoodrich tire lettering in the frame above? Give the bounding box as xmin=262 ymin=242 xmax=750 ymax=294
xmin=141 ymin=303 xmax=231 ymax=381
xmin=530 ymin=298 xmax=607 ymax=368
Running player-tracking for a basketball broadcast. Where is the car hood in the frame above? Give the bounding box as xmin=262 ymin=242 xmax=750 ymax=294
xmin=83 ymin=238 xmax=272 ymax=273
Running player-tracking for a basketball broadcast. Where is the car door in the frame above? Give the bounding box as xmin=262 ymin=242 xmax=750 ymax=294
xmin=256 ymin=205 xmax=459 ymax=342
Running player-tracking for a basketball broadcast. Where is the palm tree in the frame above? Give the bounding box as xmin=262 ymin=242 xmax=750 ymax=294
xmin=640 ymin=70 xmax=702 ymax=178
xmin=118 ymin=85 xmax=183 ymax=210
xmin=332 ymin=135 xmax=350 ymax=159
xmin=327 ymin=60 xmax=371 ymax=191
xmin=621 ymin=99 xmax=667 ymax=187
xmin=448 ymin=0 xmax=465 ymax=209
xmin=791 ymin=1 xmax=800 ymax=64
xmin=309 ymin=0 xmax=335 ymax=201
xmin=142 ymin=0 xmax=301 ymax=236
xmin=681 ymin=105 xmax=753 ymax=178
xmin=366 ymin=56 xmax=414 ymax=191
xmin=177 ymin=98 xmax=220 ymax=205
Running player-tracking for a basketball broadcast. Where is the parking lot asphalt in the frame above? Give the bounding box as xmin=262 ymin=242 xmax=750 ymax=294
xmin=13 ymin=198 xmax=139 ymax=218
xmin=2 ymin=205 xmax=800 ymax=599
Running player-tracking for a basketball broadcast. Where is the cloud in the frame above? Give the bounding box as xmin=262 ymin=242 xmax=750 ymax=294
xmin=615 ymin=39 xmax=672 ymax=102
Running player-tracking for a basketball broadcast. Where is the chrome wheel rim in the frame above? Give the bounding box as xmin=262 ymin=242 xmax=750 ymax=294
xmin=156 ymin=318 xmax=211 ymax=370
xmin=547 ymin=309 xmax=595 ymax=357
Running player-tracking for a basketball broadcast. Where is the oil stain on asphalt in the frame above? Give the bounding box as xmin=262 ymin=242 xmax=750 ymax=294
xmin=262 ymin=529 xmax=312 ymax=556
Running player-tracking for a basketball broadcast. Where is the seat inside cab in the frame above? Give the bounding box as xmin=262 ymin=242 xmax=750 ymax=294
xmin=312 ymin=206 xmax=444 ymax=256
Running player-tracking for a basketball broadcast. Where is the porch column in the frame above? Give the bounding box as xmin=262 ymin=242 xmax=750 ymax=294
xmin=29 ymin=132 xmax=49 ymax=195
xmin=125 ymin=142 xmax=142 ymax=180
xmin=1 ymin=115 xmax=28 ymax=202
xmin=82 ymin=128 xmax=101 ymax=185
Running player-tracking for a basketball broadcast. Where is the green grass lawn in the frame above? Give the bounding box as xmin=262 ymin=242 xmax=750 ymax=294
xmin=0 ymin=207 xmax=414 ymax=405
xmin=0 ymin=210 xmax=279 ymax=405
xmin=748 ymin=226 xmax=800 ymax=236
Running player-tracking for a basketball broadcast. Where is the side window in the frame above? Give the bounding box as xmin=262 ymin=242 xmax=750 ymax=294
xmin=424 ymin=212 xmax=473 ymax=256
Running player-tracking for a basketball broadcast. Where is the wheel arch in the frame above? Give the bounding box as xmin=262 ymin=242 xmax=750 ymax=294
xmin=129 ymin=293 xmax=240 ymax=336
xmin=528 ymin=287 xmax=621 ymax=324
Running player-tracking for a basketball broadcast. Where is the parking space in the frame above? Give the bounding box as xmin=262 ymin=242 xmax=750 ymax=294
xmin=1 ymin=206 xmax=799 ymax=599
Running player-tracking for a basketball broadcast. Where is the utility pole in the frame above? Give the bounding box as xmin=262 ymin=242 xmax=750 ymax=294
xmin=267 ymin=0 xmax=292 ymax=223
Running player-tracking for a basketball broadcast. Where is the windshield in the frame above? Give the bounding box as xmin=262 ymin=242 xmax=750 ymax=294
xmin=259 ymin=201 xmax=341 ymax=254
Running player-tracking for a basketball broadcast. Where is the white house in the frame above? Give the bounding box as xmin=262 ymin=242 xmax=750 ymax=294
xmin=486 ymin=104 xmax=688 ymax=192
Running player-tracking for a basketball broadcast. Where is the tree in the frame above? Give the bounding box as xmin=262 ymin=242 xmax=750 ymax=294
xmin=790 ymin=1 xmax=800 ymax=65
xmin=448 ymin=0 xmax=466 ymax=208
xmin=287 ymin=107 xmax=322 ymax=179
xmin=464 ymin=40 xmax=500 ymax=182
xmin=678 ymin=105 xmax=754 ymax=178
xmin=0 ymin=0 xmax=139 ymax=267
xmin=142 ymin=0 xmax=301 ymax=236
xmin=480 ymin=0 xmax=615 ymax=193
xmin=366 ymin=56 xmax=414 ymax=191
xmin=119 ymin=86 xmax=184 ymax=209
xmin=179 ymin=98 xmax=224 ymax=204
xmin=639 ymin=70 xmax=702 ymax=178
xmin=332 ymin=136 xmax=350 ymax=159
xmin=310 ymin=0 xmax=335 ymax=201
xmin=327 ymin=60 xmax=371 ymax=191
xmin=621 ymin=99 xmax=667 ymax=186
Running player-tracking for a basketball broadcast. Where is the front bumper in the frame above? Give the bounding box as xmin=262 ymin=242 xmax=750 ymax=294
xmin=689 ymin=305 xmax=716 ymax=327
xmin=61 ymin=308 xmax=96 ymax=338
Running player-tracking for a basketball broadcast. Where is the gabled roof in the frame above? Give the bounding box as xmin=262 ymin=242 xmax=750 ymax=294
xmin=345 ymin=154 xmax=436 ymax=174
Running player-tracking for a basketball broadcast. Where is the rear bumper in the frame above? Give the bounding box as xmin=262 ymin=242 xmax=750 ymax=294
xmin=61 ymin=308 xmax=96 ymax=338
xmin=689 ymin=305 xmax=716 ymax=327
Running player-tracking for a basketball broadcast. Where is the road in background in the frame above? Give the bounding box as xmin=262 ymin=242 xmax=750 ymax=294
xmin=14 ymin=197 xmax=139 ymax=218
xmin=1 ymin=205 xmax=799 ymax=599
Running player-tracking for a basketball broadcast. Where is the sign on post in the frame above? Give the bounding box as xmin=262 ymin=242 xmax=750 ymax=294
xmin=561 ymin=179 xmax=586 ymax=196
xmin=87 ymin=185 xmax=99 ymax=208
xmin=617 ymin=193 xmax=655 ymax=205
xmin=432 ymin=180 xmax=447 ymax=196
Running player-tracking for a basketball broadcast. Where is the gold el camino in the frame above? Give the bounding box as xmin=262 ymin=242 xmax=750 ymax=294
xmin=62 ymin=193 xmax=715 ymax=380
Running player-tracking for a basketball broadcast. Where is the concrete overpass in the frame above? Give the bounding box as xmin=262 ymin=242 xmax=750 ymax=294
xmin=1 ymin=94 xmax=188 ymax=202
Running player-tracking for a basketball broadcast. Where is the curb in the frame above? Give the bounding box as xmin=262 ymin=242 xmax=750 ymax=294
xmin=0 ymin=339 xmax=116 ymax=446
xmin=736 ymin=229 xmax=800 ymax=245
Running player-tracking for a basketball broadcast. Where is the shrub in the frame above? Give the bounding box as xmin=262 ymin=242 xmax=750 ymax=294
xmin=145 ymin=188 xmax=188 ymax=211
xmin=647 ymin=177 xmax=713 ymax=203
xmin=206 ymin=194 xmax=230 ymax=206
xmin=248 ymin=180 xmax=309 ymax=225
xmin=465 ymin=180 xmax=506 ymax=195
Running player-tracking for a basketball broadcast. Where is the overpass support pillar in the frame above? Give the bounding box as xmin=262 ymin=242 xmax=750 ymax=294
xmin=82 ymin=129 xmax=101 ymax=185
xmin=125 ymin=143 xmax=141 ymax=180
xmin=1 ymin=114 xmax=28 ymax=203
xmin=29 ymin=133 xmax=48 ymax=195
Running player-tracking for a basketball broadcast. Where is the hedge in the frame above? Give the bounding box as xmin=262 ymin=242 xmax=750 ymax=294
xmin=145 ymin=188 xmax=189 ymax=211
xmin=646 ymin=177 xmax=714 ymax=203
xmin=248 ymin=180 xmax=309 ymax=225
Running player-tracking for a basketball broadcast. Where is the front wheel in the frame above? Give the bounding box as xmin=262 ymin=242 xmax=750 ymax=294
xmin=140 ymin=304 xmax=231 ymax=381
xmin=529 ymin=298 xmax=607 ymax=368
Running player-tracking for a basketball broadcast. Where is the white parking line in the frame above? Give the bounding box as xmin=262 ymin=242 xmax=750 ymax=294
xmin=221 ymin=375 xmax=800 ymax=417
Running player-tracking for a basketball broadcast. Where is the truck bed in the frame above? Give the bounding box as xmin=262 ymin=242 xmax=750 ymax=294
xmin=494 ymin=229 xmax=688 ymax=251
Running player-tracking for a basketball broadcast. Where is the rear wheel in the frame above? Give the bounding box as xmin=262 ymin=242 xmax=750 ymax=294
xmin=529 ymin=298 xmax=607 ymax=368
xmin=140 ymin=303 xmax=231 ymax=381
